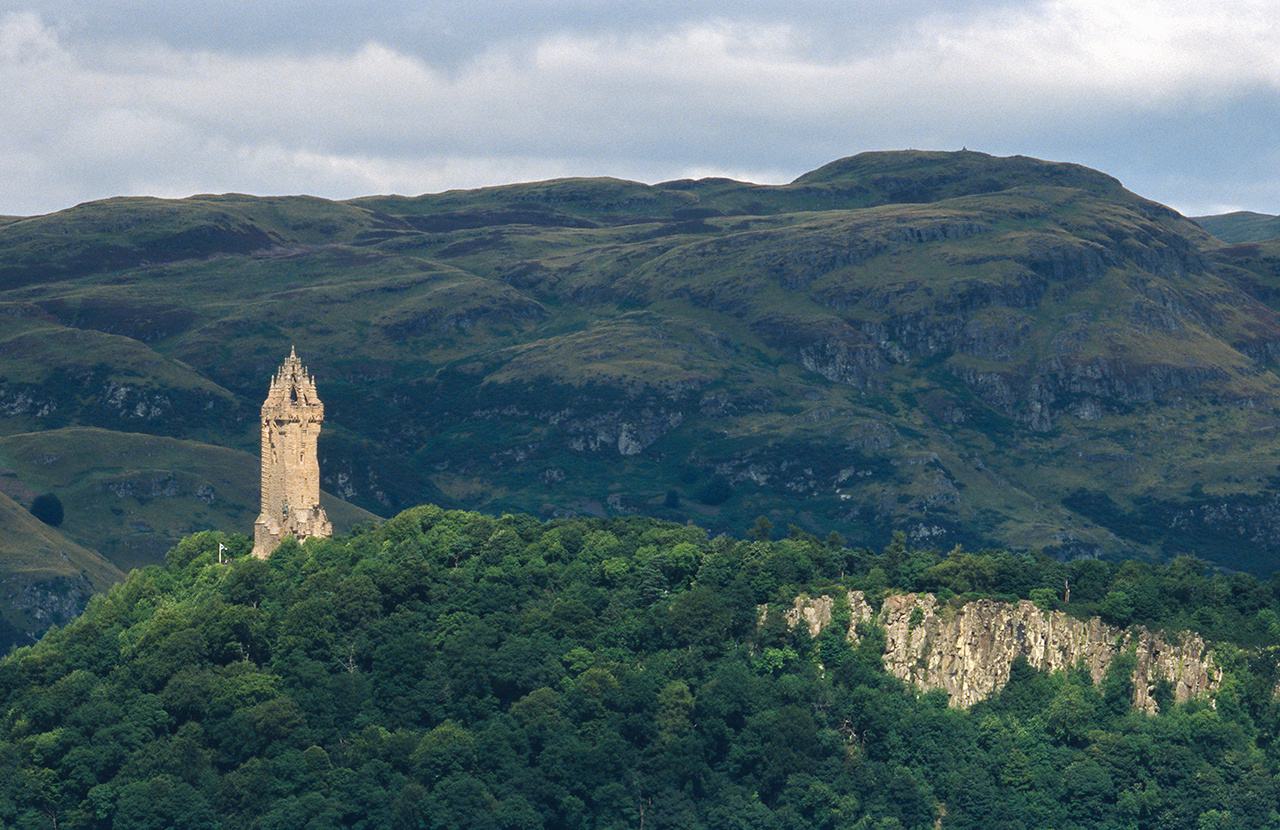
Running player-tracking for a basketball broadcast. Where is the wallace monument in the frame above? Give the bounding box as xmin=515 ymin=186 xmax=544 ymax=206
xmin=251 ymin=348 xmax=333 ymax=558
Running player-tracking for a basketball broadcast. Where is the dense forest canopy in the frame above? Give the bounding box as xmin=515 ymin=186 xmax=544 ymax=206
xmin=2 ymin=506 xmax=1280 ymax=829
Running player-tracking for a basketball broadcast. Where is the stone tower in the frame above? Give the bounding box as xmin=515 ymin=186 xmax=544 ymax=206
xmin=252 ymin=347 xmax=332 ymax=558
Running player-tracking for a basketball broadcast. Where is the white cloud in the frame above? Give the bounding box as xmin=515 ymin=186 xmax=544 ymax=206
xmin=918 ymin=0 xmax=1280 ymax=103
xmin=0 ymin=2 xmax=1278 ymax=216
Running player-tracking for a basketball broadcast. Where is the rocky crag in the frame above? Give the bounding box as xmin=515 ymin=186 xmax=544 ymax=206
xmin=786 ymin=591 xmax=1221 ymax=712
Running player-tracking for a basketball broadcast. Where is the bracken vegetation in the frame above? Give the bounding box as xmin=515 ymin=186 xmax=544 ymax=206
xmin=2 ymin=507 xmax=1280 ymax=829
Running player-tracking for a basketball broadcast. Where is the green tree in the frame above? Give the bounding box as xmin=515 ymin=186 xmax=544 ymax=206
xmin=697 ymin=475 xmax=733 ymax=506
xmin=28 ymin=493 xmax=63 ymax=527
xmin=1102 ymin=651 xmax=1137 ymax=719
xmin=749 ymin=516 xmax=774 ymax=541
xmin=412 ymin=721 xmax=476 ymax=783
xmin=112 ymin=775 xmax=217 ymax=830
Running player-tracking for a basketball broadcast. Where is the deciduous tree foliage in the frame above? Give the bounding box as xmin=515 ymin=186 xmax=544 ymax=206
xmin=0 ymin=508 xmax=1278 ymax=828
xmin=28 ymin=492 xmax=63 ymax=527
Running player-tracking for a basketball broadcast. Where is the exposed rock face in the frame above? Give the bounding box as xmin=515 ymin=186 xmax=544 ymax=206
xmin=0 ymin=574 xmax=94 ymax=651
xmin=469 ymin=398 xmax=690 ymax=458
xmin=12 ymin=576 xmax=90 ymax=629
xmin=786 ymin=591 xmax=1221 ymax=713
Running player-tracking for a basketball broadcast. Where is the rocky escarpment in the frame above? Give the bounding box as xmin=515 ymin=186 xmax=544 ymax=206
xmin=786 ymin=591 xmax=1221 ymax=713
xmin=721 ymin=197 xmax=1280 ymax=432
xmin=0 ymin=372 xmax=242 ymax=436
xmin=0 ymin=574 xmax=94 ymax=651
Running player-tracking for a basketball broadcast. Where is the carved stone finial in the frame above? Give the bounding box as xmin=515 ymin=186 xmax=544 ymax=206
xmin=251 ymin=350 xmax=332 ymax=558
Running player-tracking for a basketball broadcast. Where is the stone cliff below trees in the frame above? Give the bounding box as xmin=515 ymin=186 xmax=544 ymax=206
xmin=785 ymin=591 xmax=1222 ymax=713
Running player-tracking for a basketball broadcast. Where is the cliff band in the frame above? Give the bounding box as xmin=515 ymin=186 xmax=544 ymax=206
xmin=786 ymin=591 xmax=1222 ymax=713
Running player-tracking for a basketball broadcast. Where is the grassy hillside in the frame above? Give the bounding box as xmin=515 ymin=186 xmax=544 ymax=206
xmin=5 ymin=149 xmax=1280 ymax=624
xmin=0 ymin=490 xmax=119 ymax=586
xmin=0 ymin=428 xmax=379 ymax=572
xmin=0 ymin=488 xmax=123 ymax=649
xmin=1195 ymin=211 xmax=1280 ymax=244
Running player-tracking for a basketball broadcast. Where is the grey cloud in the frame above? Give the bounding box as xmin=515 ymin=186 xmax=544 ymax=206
xmin=0 ymin=1 xmax=1277 ymax=217
xmin=26 ymin=0 xmax=1027 ymax=64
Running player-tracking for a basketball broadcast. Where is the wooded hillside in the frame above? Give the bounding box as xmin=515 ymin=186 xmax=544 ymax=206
xmin=1 ymin=508 xmax=1278 ymax=829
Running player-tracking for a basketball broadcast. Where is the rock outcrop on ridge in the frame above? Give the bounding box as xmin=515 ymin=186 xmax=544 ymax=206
xmin=786 ymin=591 xmax=1222 ymax=712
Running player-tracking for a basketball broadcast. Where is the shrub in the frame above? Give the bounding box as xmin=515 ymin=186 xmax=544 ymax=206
xmin=29 ymin=492 xmax=63 ymax=527
xmin=696 ymin=475 xmax=733 ymax=506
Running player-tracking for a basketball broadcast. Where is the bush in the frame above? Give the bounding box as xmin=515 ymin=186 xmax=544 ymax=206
xmin=29 ymin=493 xmax=63 ymax=527
xmin=697 ymin=475 xmax=733 ymax=506
xmin=1030 ymin=587 xmax=1059 ymax=612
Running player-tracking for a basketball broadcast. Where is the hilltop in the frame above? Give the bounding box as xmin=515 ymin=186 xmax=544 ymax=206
xmin=1194 ymin=211 xmax=1280 ymax=244
xmin=6 ymin=149 xmax=1280 ymax=642
xmin=0 ymin=510 xmax=1275 ymax=828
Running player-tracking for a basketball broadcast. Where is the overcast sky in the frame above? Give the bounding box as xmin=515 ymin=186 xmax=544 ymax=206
xmin=2 ymin=0 xmax=1278 ymax=217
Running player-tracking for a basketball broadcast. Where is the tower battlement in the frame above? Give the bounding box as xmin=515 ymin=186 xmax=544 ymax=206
xmin=252 ymin=348 xmax=332 ymax=558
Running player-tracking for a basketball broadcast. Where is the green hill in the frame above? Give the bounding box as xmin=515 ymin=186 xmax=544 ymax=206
xmin=1195 ymin=211 xmax=1280 ymax=244
xmin=0 ymin=510 xmax=1276 ymax=828
xmin=0 ymin=427 xmax=379 ymax=571
xmin=0 ymin=488 xmax=123 ymax=650
xmin=6 ymin=149 xmax=1280 ymax=627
